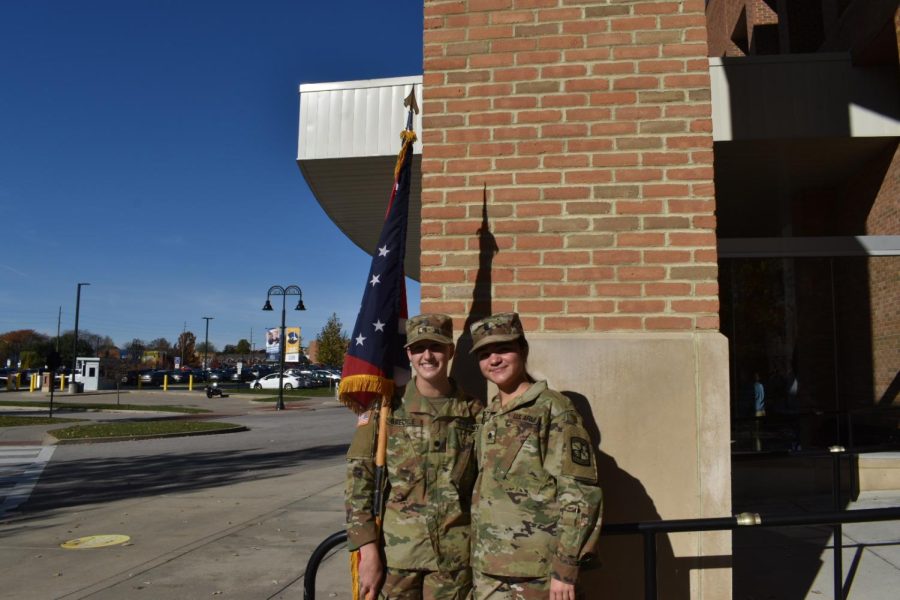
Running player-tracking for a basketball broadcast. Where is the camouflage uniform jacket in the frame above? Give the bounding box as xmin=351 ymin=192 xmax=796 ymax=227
xmin=345 ymin=378 xmax=482 ymax=571
xmin=472 ymin=380 xmax=602 ymax=583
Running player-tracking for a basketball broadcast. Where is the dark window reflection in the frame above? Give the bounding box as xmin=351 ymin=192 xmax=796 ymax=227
xmin=721 ymin=255 xmax=898 ymax=453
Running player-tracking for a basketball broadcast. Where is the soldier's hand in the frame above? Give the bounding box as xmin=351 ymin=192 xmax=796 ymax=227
xmin=358 ymin=542 xmax=385 ymax=600
xmin=550 ymin=577 xmax=576 ymax=600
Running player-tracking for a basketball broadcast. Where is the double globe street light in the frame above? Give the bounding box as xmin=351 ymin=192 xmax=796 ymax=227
xmin=262 ymin=285 xmax=306 ymax=410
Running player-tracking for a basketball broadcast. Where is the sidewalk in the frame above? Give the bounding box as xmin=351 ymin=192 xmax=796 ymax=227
xmin=1 ymin=389 xmax=897 ymax=599
xmin=733 ymin=490 xmax=900 ymax=599
xmin=0 ymin=388 xmax=354 ymax=599
xmin=0 ymin=458 xmax=350 ymax=599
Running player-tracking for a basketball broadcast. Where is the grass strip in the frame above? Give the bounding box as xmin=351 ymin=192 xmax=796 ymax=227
xmin=0 ymin=400 xmax=208 ymax=414
xmin=49 ymin=420 xmax=239 ymax=440
xmin=0 ymin=415 xmax=79 ymax=427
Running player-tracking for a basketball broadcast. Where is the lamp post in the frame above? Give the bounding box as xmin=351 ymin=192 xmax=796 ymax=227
xmin=202 ymin=317 xmax=214 ymax=371
xmin=70 ymin=282 xmax=90 ymax=393
xmin=262 ymin=285 xmax=306 ymax=410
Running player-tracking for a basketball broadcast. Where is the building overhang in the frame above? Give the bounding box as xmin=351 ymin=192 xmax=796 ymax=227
xmin=298 ymin=60 xmax=897 ymax=278
xmin=709 ymin=53 xmax=900 ymax=141
xmin=297 ymin=76 xmax=423 ymax=280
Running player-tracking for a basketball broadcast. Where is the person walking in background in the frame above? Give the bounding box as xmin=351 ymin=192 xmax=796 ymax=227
xmin=754 ymin=372 xmax=766 ymax=417
xmin=345 ymin=314 xmax=482 ymax=600
xmin=468 ymin=313 xmax=602 ymax=600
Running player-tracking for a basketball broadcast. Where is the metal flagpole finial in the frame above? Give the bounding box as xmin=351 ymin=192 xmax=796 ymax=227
xmin=404 ymin=87 xmax=419 ymax=115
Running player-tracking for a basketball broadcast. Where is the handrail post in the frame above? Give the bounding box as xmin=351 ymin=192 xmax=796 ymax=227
xmin=643 ymin=530 xmax=657 ymax=600
xmin=830 ymin=445 xmax=845 ymax=599
xmin=303 ymin=530 xmax=347 ymax=600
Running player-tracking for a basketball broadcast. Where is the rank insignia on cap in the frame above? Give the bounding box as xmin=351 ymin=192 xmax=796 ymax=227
xmin=570 ymin=437 xmax=592 ymax=466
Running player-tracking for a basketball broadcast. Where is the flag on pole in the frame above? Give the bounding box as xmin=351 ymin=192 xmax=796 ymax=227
xmin=338 ymin=103 xmax=416 ymax=414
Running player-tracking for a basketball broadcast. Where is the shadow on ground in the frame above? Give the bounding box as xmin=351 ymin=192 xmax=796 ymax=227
xmin=10 ymin=443 xmax=348 ymax=518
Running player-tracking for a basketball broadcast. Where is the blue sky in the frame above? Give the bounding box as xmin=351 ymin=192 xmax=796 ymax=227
xmin=0 ymin=0 xmax=423 ymax=351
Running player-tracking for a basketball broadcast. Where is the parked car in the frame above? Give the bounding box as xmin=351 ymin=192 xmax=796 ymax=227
xmin=283 ymin=369 xmax=317 ymax=388
xmin=207 ymin=369 xmax=226 ymax=382
xmin=229 ymin=369 xmax=256 ymax=383
xmin=120 ymin=370 xmax=140 ymax=385
xmin=249 ymin=365 xmax=273 ymax=379
xmin=287 ymin=368 xmax=322 ymax=386
xmin=169 ymin=370 xmax=190 ymax=383
xmin=314 ymin=369 xmax=341 ymax=383
xmin=138 ymin=370 xmax=170 ymax=386
xmin=248 ymin=373 xmax=304 ymax=390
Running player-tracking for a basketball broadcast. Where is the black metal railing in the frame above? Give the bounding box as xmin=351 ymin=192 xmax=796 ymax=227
xmin=304 ymin=447 xmax=899 ymax=600
xmin=304 ymin=504 xmax=900 ymax=600
xmin=603 ymin=506 xmax=900 ymax=600
xmin=304 ymin=530 xmax=348 ymax=600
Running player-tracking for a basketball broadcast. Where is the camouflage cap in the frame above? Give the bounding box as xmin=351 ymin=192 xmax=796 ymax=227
xmin=405 ymin=313 xmax=454 ymax=347
xmin=469 ymin=312 xmax=525 ymax=353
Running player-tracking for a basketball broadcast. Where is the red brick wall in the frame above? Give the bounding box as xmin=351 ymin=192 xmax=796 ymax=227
xmin=421 ymin=0 xmax=718 ymax=334
xmin=867 ymin=144 xmax=900 ymax=404
xmin=706 ymin=0 xmax=780 ymax=56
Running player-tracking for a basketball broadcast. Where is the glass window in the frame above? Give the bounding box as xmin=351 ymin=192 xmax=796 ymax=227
xmin=721 ymin=255 xmax=899 ymax=453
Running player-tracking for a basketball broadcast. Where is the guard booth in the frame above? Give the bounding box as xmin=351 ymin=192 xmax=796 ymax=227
xmin=74 ymin=357 xmax=100 ymax=392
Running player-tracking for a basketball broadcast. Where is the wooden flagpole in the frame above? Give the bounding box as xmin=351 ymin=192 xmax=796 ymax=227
xmin=352 ymin=396 xmax=392 ymax=600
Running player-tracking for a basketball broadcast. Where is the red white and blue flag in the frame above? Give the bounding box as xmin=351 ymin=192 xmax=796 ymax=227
xmin=338 ymin=116 xmax=416 ymax=414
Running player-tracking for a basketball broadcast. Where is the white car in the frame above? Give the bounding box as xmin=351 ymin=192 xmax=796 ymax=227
xmin=249 ymin=373 xmax=303 ymax=390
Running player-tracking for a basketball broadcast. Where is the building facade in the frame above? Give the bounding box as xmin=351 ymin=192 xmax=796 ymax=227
xmin=298 ymin=2 xmax=899 ymax=598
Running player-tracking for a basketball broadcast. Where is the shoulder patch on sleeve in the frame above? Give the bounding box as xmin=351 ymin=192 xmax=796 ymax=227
xmin=357 ymin=411 xmax=371 ymax=427
xmin=570 ymin=436 xmax=592 ymax=466
xmin=346 ymin=412 xmax=377 ymax=459
xmin=562 ymin=425 xmax=598 ymax=483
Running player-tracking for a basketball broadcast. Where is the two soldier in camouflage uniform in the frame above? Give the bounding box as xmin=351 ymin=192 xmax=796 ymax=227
xmin=346 ymin=314 xmax=482 ymax=599
xmin=469 ymin=313 xmax=603 ymax=600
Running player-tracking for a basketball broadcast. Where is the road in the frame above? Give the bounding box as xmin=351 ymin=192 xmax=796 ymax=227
xmin=0 ymin=390 xmax=357 ymax=599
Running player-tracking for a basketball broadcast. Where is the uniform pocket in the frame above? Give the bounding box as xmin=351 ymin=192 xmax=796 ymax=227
xmin=498 ymin=428 xmax=532 ymax=478
xmin=386 ymin=426 xmax=424 ymax=504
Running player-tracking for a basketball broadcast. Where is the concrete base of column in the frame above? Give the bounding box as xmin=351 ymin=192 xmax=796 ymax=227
xmin=488 ymin=331 xmax=733 ymax=600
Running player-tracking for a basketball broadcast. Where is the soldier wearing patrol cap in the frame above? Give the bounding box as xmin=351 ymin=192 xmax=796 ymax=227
xmin=469 ymin=313 xmax=602 ymax=600
xmin=346 ymin=314 xmax=482 ymax=599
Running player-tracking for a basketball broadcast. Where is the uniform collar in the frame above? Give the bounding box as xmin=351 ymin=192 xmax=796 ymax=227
xmin=402 ymin=377 xmax=469 ymax=417
xmin=489 ymin=380 xmax=547 ymax=415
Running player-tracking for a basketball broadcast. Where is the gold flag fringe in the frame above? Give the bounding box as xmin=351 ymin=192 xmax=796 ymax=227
xmin=339 ymin=375 xmax=395 ymax=414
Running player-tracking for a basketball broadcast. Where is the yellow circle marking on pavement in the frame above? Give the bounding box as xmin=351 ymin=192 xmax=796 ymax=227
xmin=61 ymin=534 xmax=130 ymax=549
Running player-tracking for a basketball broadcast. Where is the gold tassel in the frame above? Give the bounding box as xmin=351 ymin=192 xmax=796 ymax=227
xmin=393 ymin=130 xmax=417 ymax=180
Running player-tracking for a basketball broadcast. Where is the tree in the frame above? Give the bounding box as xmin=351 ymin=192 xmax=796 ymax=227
xmin=56 ymin=331 xmax=96 ymax=370
xmin=316 ymin=313 xmax=349 ymax=367
xmin=235 ymin=339 xmax=251 ymax=354
xmin=0 ymin=329 xmax=48 ymax=366
xmin=95 ymin=335 xmax=117 ymax=355
xmin=175 ymin=331 xmax=197 ymax=366
xmin=125 ymin=338 xmax=147 ymax=365
xmin=196 ymin=341 xmax=217 ymax=354
xmin=19 ymin=350 xmax=42 ymax=369
xmin=148 ymin=338 xmax=172 ymax=352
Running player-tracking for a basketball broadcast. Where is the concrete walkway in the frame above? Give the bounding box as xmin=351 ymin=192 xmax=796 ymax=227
xmin=1 ymin=389 xmax=897 ymax=599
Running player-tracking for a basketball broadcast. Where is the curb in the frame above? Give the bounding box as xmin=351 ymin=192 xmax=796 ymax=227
xmin=44 ymin=424 xmax=249 ymax=445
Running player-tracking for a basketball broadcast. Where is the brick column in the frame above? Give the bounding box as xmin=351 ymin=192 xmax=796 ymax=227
xmin=422 ymin=2 xmax=731 ymax=598
xmin=422 ymin=0 xmax=718 ymax=333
